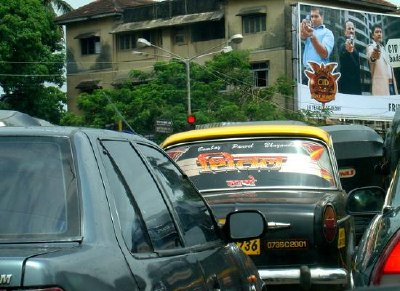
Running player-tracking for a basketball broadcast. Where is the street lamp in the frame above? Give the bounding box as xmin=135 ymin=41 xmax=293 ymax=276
xmin=136 ymin=34 xmax=243 ymax=116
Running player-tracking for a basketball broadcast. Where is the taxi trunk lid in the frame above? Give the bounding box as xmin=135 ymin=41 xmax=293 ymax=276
xmin=205 ymin=189 xmax=336 ymax=268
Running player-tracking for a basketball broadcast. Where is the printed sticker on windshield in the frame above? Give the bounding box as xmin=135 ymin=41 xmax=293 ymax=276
xmin=320 ymin=168 xmax=334 ymax=184
xmin=197 ymin=152 xmax=287 ymax=173
xmin=302 ymin=142 xmax=325 ymax=161
xmin=166 ymin=146 xmax=189 ymax=161
xmin=301 ymin=142 xmax=334 ymax=185
xmin=226 ymin=175 xmax=257 ymax=187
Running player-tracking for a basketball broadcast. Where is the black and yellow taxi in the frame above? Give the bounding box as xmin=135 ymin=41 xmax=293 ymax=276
xmin=161 ymin=123 xmax=355 ymax=290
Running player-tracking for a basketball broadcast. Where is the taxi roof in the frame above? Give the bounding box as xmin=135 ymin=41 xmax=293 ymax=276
xmin=161 ymin=124 xmax=332 ymax=148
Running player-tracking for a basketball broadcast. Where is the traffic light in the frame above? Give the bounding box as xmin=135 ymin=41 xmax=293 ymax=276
xmin=187 ymin=114 xmax=196 ymax=130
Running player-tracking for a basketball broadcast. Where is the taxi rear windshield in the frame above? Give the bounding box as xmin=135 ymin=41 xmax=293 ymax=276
xmin=166 ymin=139 xmax=336 ymax=191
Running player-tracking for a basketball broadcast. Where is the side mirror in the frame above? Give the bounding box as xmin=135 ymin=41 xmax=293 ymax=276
xmin=222 ymin=210 xmax=267 ymax=241
xmin=346 ymin=186 xmax=386 ymax=214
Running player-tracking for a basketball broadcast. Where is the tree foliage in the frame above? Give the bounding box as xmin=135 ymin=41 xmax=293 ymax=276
xmin=0 ymin=0 xmax=66 ymax=123
xmin=300 ymin=107 xmax=333 ymax=126
xmin=42 ymin=0 xmax=73 ymax=15
xmin=63 ymin=50 xmax=307 ymax=142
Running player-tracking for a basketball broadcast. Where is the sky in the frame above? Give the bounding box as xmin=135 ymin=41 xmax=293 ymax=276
xmin=67 ymin=0 xmax=400 ymax=10
xmin=68 ymin=0 xmax=92 ymax=9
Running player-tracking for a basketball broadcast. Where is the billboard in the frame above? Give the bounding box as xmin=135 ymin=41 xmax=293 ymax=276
xmin=294 ymin=3 xmax=400 ymax=121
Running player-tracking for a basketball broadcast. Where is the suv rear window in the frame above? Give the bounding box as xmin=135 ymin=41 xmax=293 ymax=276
xmin=0 ymin=137 xmax=79 ymax=241
xmin=166 ymin=138 xmax=336 ymax=191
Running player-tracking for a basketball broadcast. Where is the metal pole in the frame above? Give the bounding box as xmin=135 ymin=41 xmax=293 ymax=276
xmin=185 ymin=60 xmax=191 ymax=116
xmin=137 ymin=36 xmax=243 ymax=117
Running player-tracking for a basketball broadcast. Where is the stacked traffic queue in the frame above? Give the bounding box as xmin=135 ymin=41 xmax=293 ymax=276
xmin=2 ymin=108 xmax=398 ymax=290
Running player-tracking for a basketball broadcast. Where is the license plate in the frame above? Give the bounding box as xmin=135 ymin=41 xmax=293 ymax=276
xmin=236 ymin=239 xmax=260 ymax=255
xmin=338 ymin=227 xmax=346 ymax=249
xmin=267 ymin=239 xmax=308 ymax=249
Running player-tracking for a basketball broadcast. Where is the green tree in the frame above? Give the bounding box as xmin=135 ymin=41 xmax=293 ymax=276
xmin=42 ymin=0 xmax=73 ymax=14
xmin=63 ymin=51 xmax=307 ymax=141
xmin=0 ymin=0 xmax=66 ymax=123
xmin=300 ymin=107 xmax=333 ymax=126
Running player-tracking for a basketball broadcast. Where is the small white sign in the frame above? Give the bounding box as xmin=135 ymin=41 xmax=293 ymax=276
xmin=155 ymin=119 xmax=173 ymax=133
xmin=386 ymin=38 xmax=400 ymax=68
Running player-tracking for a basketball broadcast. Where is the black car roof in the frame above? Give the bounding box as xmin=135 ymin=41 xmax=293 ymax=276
xmin=320 ymin=124 xmax=383 ymax=159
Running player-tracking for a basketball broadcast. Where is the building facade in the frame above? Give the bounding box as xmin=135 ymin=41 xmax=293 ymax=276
xmin=56 ymin=0 xmax=398 ymax=129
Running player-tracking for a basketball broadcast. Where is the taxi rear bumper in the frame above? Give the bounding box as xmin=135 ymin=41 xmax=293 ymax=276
xmin=259 ymin=266 xmax=347 ymax=286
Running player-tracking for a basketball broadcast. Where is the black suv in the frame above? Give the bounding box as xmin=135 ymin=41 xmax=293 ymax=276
xmin=0 ymin=126 xmax=266 ymax=291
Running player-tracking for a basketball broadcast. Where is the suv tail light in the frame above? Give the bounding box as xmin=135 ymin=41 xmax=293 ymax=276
xmin=372 ymin=230 xmax=400 ymax=285
xmin=323 ymin=205 xmax=337 ymax=242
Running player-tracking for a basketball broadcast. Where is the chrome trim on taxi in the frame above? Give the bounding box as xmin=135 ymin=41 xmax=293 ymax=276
xmin=259 ymin=267 xmax=347 ymax=285
xmin=337 ymin=215 xmax=351 ymax=225
xmin=267 ymin=222 xmax=291 ymax=229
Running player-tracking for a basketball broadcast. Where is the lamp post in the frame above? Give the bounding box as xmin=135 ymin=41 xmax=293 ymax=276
xmin=137 ymin=34 xmax=243 ymax=116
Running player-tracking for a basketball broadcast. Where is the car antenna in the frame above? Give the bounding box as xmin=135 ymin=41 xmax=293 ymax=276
xmin=102 ymin=92 xmax=136 ymax=134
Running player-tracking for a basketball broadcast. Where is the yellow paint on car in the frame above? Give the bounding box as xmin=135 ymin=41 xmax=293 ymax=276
xmin=161 ymin=124 xmax=332 ymax=149
xmin=338 ymin=227 xmax=346 ymax=249
xmin=237 ymin=239 xmax=261 ymax=255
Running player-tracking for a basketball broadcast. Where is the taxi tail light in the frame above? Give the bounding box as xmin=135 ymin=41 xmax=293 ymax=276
xmin=323 ymin=205 xmax=337 ymax=243
xmin=372 ymin=230 xmax=400 ymax=285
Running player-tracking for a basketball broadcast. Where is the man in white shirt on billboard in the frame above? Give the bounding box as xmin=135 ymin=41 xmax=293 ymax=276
xmin=366 ymin=23 xmax=398 ymax=96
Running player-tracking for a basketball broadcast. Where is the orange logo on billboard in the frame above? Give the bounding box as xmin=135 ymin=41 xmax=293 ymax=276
xmin=305 ymin=61 xmax=341 ymax=105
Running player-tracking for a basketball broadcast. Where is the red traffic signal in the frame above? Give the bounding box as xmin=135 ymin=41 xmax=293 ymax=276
xmin=187 ymin=114 xmax=196 ymax=124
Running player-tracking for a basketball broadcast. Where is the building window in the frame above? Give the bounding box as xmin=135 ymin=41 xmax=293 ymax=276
xmin=117 ymin=30 xmax=160 ymax=51
xmin=118 ymin=33 xmax=137 ymax=50
xmin=191 ymin=20 xmax=225 ymax=42
xmin=252 ymin=62 xmax=269 ymax=87
xmin=81 ymin=36 xmax=101 ymax=55
xmin=243 ymin=14 xmax=266 ymax=34
xmin=173 ymin=28 xmax=186 ymax=45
